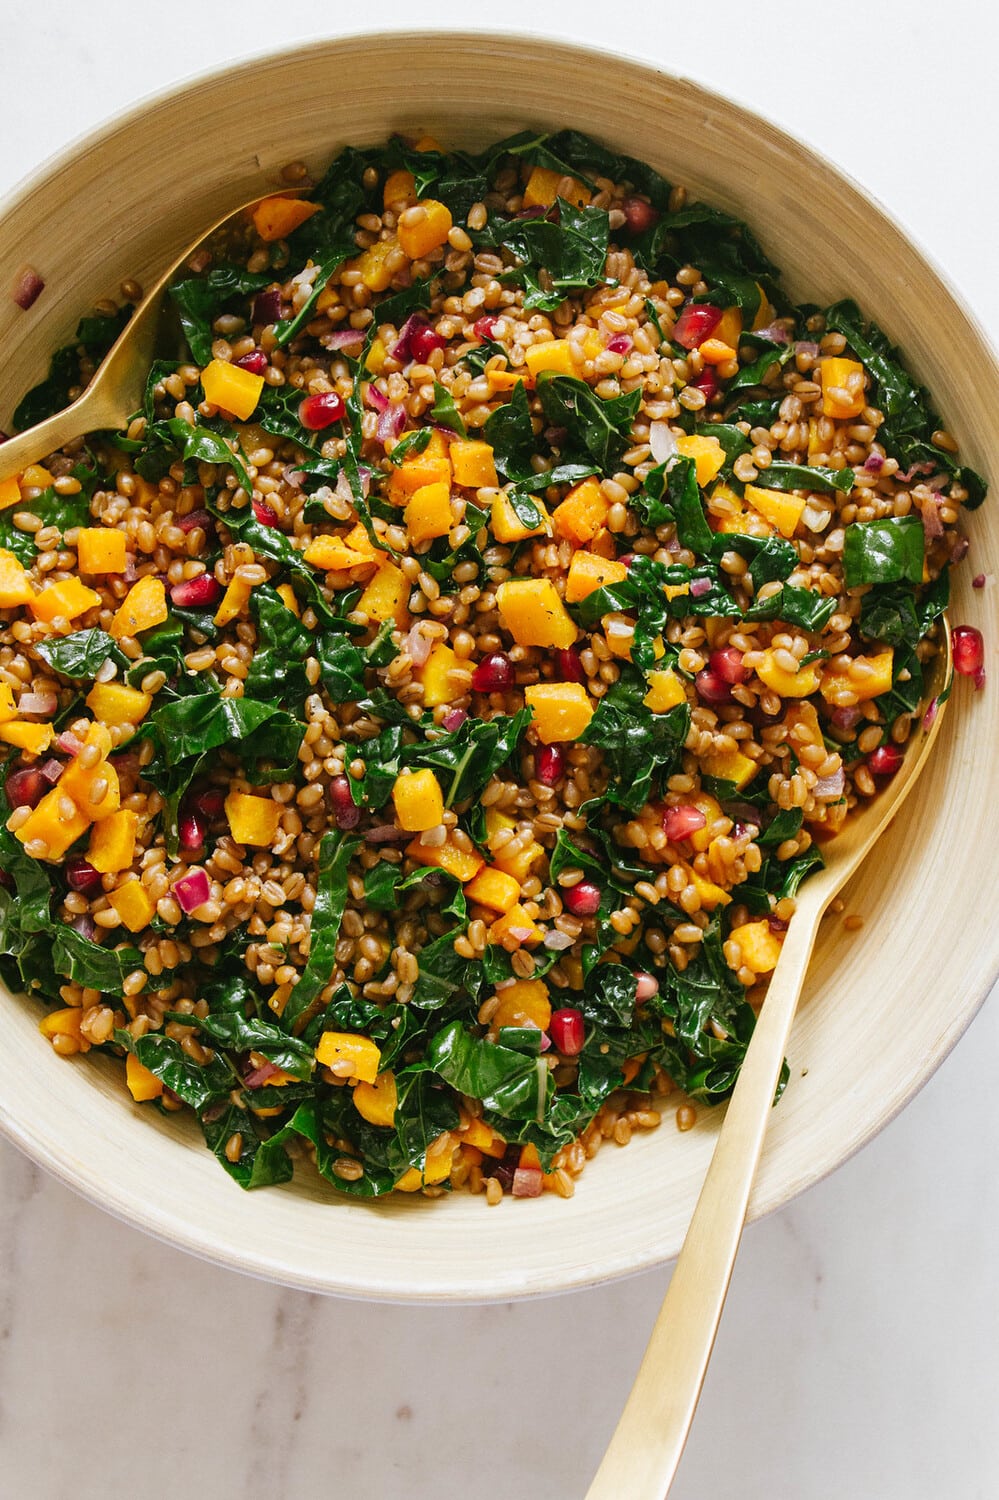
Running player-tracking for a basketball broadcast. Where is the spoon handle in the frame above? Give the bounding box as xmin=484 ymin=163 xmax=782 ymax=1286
xmin=584 ymin=897 xmax=824 ymax=1500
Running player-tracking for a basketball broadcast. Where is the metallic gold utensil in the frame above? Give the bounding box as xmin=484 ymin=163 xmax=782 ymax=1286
xmin=585 ymin=623 xmax=952 ymax=1500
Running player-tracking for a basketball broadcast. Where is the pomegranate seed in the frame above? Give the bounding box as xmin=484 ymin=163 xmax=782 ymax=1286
xmin=191 ymin=786 xmax=226 ymax=820
xmin=694 ymin=667 xmax=733 ymax=705
xmin=550 ymin=1008 xmax=585 ymax=1056
xmin=555 ymin=647 xmax=585 ymax=683
xmin=252 ymin=500 xmax=278 ymax=527
xmin=252 ymin=288 xmax=283 ymax=324
xmin=175 ymin=508 xmax=215 ymax=540
xmin=178 ymin=810 xmax=206 ymax=851
xmin=442 ymin=709 xmax=467 ymax=733
xmin=709 ymin=646 xmax=747 ymax=685
xmin=690 ymin=365 xmax=720 ymax=401
xmin=620 ymin=196 xmax=660 ymax=234
xmin=329 ymin=775 xmax=361 ymax=830
xmin=4 ymin=766 xmax=45 ymax=809
xmin=473 ymin=315 xmax=499 ymax=340
xmin=562 ymin=880 xmax=601 ymax=917
xmin=65 ymin=857 xmax=102 ymax=894
xmin=617 ymin=553 xmax=635 ymax=569
xmin=471 ymin=652 xmax=514 ymax=692
xmin=972 ymin=574 xmax=986 ymax=589
xmin=767 ymin=915 xmax=789 ymax=934
xmin=633 ymin=972 xmax=660 ymax=1000
xmin=299 ymin=391 xmax=346 ymax=430
xmin=409 ymin=325 xmax=445 ymax=362
xmin=535 ymin=744 xmax=565 ymax=786
xmin=235 ymin=349 xmax=268 ymax=375
xmin=952 ymin=625 xmax=984 ymax=677
xmin=511 ymin=1166 xmax=544 ymax=1198
xmin=661 ymin=804 xmax=708 ymax=841
xmin=673 ymin=303 xmax=723 ymax=350
xmin=868 ymin=744 xmax=904 ymax=777
xmin=170 ymin=574 xmax=222 ymax=608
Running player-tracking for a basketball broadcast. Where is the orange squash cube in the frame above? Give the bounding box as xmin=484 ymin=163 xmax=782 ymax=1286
xmin=39 ymin=1007 xmax=89 ymax=1050
xmin=76 ymin=528 xmax=127 ymax=574
xmin=353 ymin=1071 xmax=398 ymax=1128
xmin=496 ymin=578 xmax=578 ymax=648
xmin=0 ymin=475 xmax=21 ymax=510
xmin=0 ymin=682 xmax=15 ymax=724
xmin=15 ymin=786 xmax=89 ymax=860
xmin=252 ymin=195 xmax=319 ymax=242
xmin=552 ymin=478 xmax=610 ymax=546
xmin=493 ymin=978 xmax=551 ymax=1031
xmin=110 ymin=575 xmax=167 ymax=639
xmin=386 ymin=438 xmax=452 ymax=503
xmin=397 ymin=199 xmax=453 ymax=259
xmin=729 ymin=920 xmax=784 ymax=975
xmin=88 ymin=809 xmax=137 ymax=873
xmin=303 ymin=535 xmax=374 ymax=571
xmin=420 ymin=641 xmax=464 ymax=707
xmin=491 ymin=492 xmax=550 ymax=543
xmin=0 ymin=722 xmax=54 ymax=756
xmin=522 ymin=165 xmax=591 ymax=209
xmin=488 ymin=903 xmax=543 ymax=948
xmin=524 ymin=339 xmax=577 ymax=381
xmin=644 ymin=668 xmax=687 ymax=714
xmin=30 ymin=577 xmax=101 ymax=624
xmin=225 ymin=790 xmax=281 ymax=847
xmin=756 ymin=650 xmax=822 ymax=699
xmin=405 ymin=833 xmax=484 ymax=884
xmin=524 ymin=682 xmax=594 ymax=743
xmin=109 ymin=879 xmax=156 ymax=933
xmin=820 ymin=650 xmax=894 ymax=704
xmin=126 ymin=1052 xmax=164 ymax=1101
xmin=315 ymin=1031 xmax=381 ymax=1084
xmin=201 ymin=358 xmax=264 ymax=420
xmin=404 ymin=480 xmax=453 ymax=544
xmin=85 ymin=681 xmax=153 ymax=728
xmin=383 ymin=169 xmax=417 ymax=209
xmin=565 ymin=549 xmax=628 ymax=603
xmin=61 ymin=745 xmax=120 ymax=821
xmin=464 ymin=866 xmax=521 ymax=914
xmin=675 ymin=434 xmax=726 ymax=488
xmin=392 ymin=769 xmax=445 ymax=832
xmin=493 ymin=836 xmax=544 ymax=886
xmin=743 ymin=484 xmax=806 ymax=539
xmin=698 ymin=337 xmax=738 ymax=366
xmin=820 ymin=357 xmax=866 ymax=419
xmin=346 ymin=239 xmax=398 ymax=293
xmin=449 ymin=440 xmax=499 ymax=489
xmin=701 ymin=747 xmax=759 ymax=791
xmin=357 ymin=560 xmax=410 ymax=628
xmin=0 ymin=548 xmax=35 ymax=608
xmin=213 ymin=575 xmax=254 ymax=626
xmin=715 ymin=306 xmax=744 ymax=348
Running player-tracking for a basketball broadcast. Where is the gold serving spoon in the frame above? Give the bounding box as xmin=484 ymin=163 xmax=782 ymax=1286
xmin=0 ymin=194 xmax=265 ymax=484
xmin=585 ymin=624 xmax=952 ymax=1500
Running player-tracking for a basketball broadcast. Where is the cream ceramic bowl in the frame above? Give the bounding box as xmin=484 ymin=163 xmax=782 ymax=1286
xmin=0 ymin=33 xmax=996 ymax=1302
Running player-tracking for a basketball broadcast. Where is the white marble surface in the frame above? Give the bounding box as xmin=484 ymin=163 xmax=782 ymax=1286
xmin=2 ymin=4 xmax=998 ymax=1496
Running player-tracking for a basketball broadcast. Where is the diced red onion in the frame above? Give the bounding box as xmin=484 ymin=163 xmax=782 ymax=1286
xmin=244 ymin=1060 xmax=280 ymax=1088
xmin=649 ymin=420 xmax=677 ymax=465
xmin=364 ymin=824 xmax=409 ymax=842
xmin=542 ymin=929 xmax=574 ymax=951
xmin=795 ymin=341 xmax=820 ymax=358
xmin=364 ymin=383 xmax=390 ymax=413
xmin=538 ymin=1031 xmax=552 ymax=1053
xmin=252 ymin=288 xmax=284 ymax=325
xmin=173 ymin=868 xmax=211 ymax=915
xmin=72 ymin=914 xmax=97 ymax=941
xmin=830 ymin=704 xmax=862 ymax=731
xmin=38 ymin=758 xmax=64 ymax=785
xmin=512 ymin=1166 xmax=544 ymax=1199
xmin=321 ymin=327 xmax=366 ymax=351
xmin=813 ymin=768 xmax=845 ymax=798
xmin=442 ymin=709 xmax=467 ymax=733
xmin=17 ymin=691 xmax=57 ymax=716
xmin=895 ymin=461 xmax=935 ymax=483
xmin=282 ymin=465 xmax=306 ymax=490
xmin=377 ymin=402 xmax=407 ymax=444
xmin=405 ymin=622 xmax=433 ymax=668
xmin=922 ymin=696 xmax=939 ymax=730
xmin=13 ymin=266 xmax=44 ymax=310
xmin=920 ymin=497 xmax=944 ymax=540
xmin=65 ymin=857 xmax=101 ymax=894
xmin=606 ymin=333 xmax=633 ymax=355
xmin=56 ymin=731 xmax=83 ymax=757
xmin=689 ymin=576 xmax=713 ymax=598
xmin=753 ymin=322 xmax=789 ymax=345
xmin=951 ymin=535 xmax=970 ymax=564
xmin=864 ymin=453 xmax=884 ymax=473
xmin=767 ymin=915 xmax=789 ymax=934
xmin=390 ymin=313 xmax=428 ymax=362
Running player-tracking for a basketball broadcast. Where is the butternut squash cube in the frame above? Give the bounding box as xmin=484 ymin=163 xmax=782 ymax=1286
xmin=675 ymin=434 xmax=726 ymax=488
xmin=464 ymin=866 xmax=521 ymax=915
xmin=489 ymin=903 xmax=543 ymax=948
xmin=493 ymin=977 xmax=552 ymax=1030
xmin=85 ymin=681 xmax=153 ymax=729
xmin=491 ymin=492 xmax=550 ymax=544
xmin=405 ymin=833 xmax=484 ymax=883
xmin=357 ymin=560 xmax=410 ymax=628
xmin=353 ymin=1071 xmax=398 ymax=1127
xmin=15 ymin=786 xmax=88 ymax=860
xmin=644 ymin=668 xmax=687 ymax=714
xmin=201 ymin=358 xmax=264 ymax=420
xmin=383 ymin=169 xmax=417 ymax=209
xmin=110 ymin=575 xmax=167 ymax=639
xmin=342 ymin=522 xmax=379 ymax=558
xmin=743 ymin=483 xmax=806 ymax=539
xmin=565 ymin=550 xmax=628 ymax=603
xmin=315 ymin=1031 xmax=381 ymax=1084
xmin=386 ymin=438 xmax=452 ymax=503
xmin=449 ymin=440 xmax=498 ymax=489
xmin=397 ymin=199 xmax=453 ymax=259
xmin=213 ymin=575 xmax=254 ymax=626
xmin=404 ymin=480 xmax=453 ymax=544
xmin=392 ymin=768 xmax=445 ymax=832
xmin=756 ymin=650 xmax=822 ymax=699
xmin=496 ymin=578 xmax=578 ymax=648
xmin=39 ymin=1007 xmax=89 ymax=1049
xmin=61 ymin=747 xmax=120 ymax=821
xmin=698 ymin=337 xmax=738 ymax=366
xmin=109 ymin=879 xmax=156 ymax=933
xmin=251 ymin=195 xmax=319 ymax=242
xmin=820 ymin=650 xmax=894 ymax=704
xmin=395 ymin=1132 xmax=456 ymax=1190
xmin=88 ymin=809 xmax=137 ymax=873
xmin=0 ymin=721 xmax=54 ymax=756
xmin=0 ymin=548 xmax=35 ymax=608
xmin=0 ymin=475 xmax=21 ymax=510
xmin=347 ymin=238 xmax=398 ymax=293
xmin=0 ymin=682 xmax=15 ymax=723
xmin=701 ymin=747 xmax=759 ymax=791
xmin=276 ymin=583 xmax=300 ymax=615
xmin=552 ymin=478 xmax=610 ymax=546
xmin=729 ymin=919 xmax=784 ymax=975
xmin=670 ymin=860 xmax=731 ymax=911
xmin=303 ymin=535 xmax=373 ymax=571
xmin=524 ymin=339 xmax=577 ymax=381
xmin=522 ymin=165 xmax=591 ymax=209
xmin=493 ymin=836 xmax=544 ymax=885
xmin=126 ymin=1052 xmax=164 ymax=1100
xmin=420 ymin=641 xmax=463 ymax=707
xmin=462 ymin=1116 xmax=506 ymax=1157
xmin=715 ymin=306 xmax=743 ymax=348
xmin=30 ymin=577 xmax=101 ymax=624
xmin=365 ymin=337 xmax=388 ymax=374
xmin=76 ymin=528 xmax=127 ymax=574
xmin=820 ymin=357 xmax=866 ymax=419
xmin=225 ymin=790 xmax=281 ymax=847
xmin=524 ymin=682 xmax=594 ymax=743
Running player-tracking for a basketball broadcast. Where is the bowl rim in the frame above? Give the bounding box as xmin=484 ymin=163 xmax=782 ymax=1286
xmin=0 ymin=27 xmax=996 ymax=1302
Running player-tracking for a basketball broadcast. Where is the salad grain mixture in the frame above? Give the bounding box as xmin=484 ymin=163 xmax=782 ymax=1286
xmin=0 ymin=131 xmax=986 ymax=1201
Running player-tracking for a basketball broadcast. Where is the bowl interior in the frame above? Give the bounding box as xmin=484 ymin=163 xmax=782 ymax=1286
xmin=1 ymin=32 xmax=996 ymax=1301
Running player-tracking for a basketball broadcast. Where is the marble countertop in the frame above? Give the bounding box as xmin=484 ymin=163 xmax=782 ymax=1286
xmin=1 ymin=5 xmax=997 ymax=1496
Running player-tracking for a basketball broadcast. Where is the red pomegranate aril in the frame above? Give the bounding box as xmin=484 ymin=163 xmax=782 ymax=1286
xmin=709 ymin=646 xmax=747 ymax=685
xmin=235 ymin=349 xmax=268 ymax=375
xmin=178 ymin=810 xmax=206 ymax=851
xmin=673 ymin=302 xmax=723 ymax=351
xmin=662 ymin=804 xmax=708 ymax=841
xmin=176 ymin=508 xmax=214 ymax=538
xmin=690 ymin=365 xmax=719 ymax=402
xmin=13 ymin=266 xmax=44 ymax=310
xmin=174 ymin=868 xmax=211 ymax=915
xmin=694 ymin=667 xmax=733 ymax=705
xmin=972 ymin=574 xmax=986 ymax=589
xmin=473 ymin=315 xmax=499 ymax=340
xmin=191 ymin=786 xmax=225 ymax=820
xmin=5 ymin=766 xmax=45 ymax=809
xmin=511 ymin=1166 xmax=544 ymax=1199
xmin=535 ymin=743 xmax=565 ymax=786
xmin=409 ymin=325 xmax=445 ymax=362
xmin=620 ymin=196 xmax=660 ymax=234
xmin=562 ymin=880 xmax=601 ymax=917
xmin=252 ymin=499 xmax=278 ymax=527
xmin=550 ymin=1007 xmax=585 ymax=1056
xmin=555 ymin=646 xmax=585 ymax=684
xmin=65 ymin=857 xmax=102 ymax=895
xmin=299 ymin=391 xmax=346 ymax=430
xmin=252 ymin=288 xmax=283 ymax=324
xmin=868 ymin=744 xmax=904 ymax=777
xmin=471 ymin=652 xmax=514 ymax=692
xmin=618 ymin=552 xmax=635 ymax=569
xmin=329 ymin=775 xmax=361 ymax=830
xmin=170 ymin=574 xmax=222 ymax=608
xmin=952 ymin=624 xmax=984 ymax=677
xmin=607 ymin=334 xmax=633 ymax=355
xmin=633 ymin=972 xmax=660 ymax=1000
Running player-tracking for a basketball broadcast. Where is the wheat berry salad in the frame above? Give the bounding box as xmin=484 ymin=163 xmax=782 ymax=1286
xmin=0 ymin=131 xmax=988 ymax=1204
